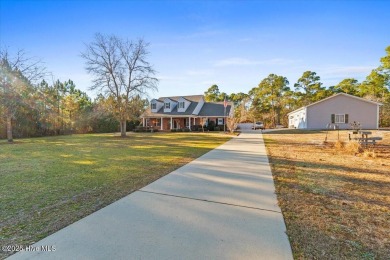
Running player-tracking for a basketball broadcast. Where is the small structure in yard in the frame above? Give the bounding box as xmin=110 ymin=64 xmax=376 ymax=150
xmin=348 ymin=130 xmax=383 ymax=146
xmin=288 ymin=93 xmax=382 ymax=130
xmin=140 ymin=95 xmax=233 ymax=131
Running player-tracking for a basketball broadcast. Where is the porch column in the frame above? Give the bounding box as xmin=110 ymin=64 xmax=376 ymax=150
xmin=193 ymin=117 xmax=196 ymax=125
xmin=188 ymin=117 xmax=191 ymax=129
xmin=170 ymin=117 xmax=173 ymax=130
xmin=143 ymin=117 xmax=145 ymax=126
xmin=161 ymin=117 xmax=163 ymax=130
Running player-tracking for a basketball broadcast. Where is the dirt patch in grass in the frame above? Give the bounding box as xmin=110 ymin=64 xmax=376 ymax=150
xmin=263 ymin=130 xmax=390 ymax=259
xmin=0 ymin=132 xmax=231 ymax=259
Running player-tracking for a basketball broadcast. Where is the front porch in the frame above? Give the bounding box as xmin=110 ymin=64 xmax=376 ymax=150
xmin=143 ymin=117 xmax=200 ymax=131
xmin=142 ymin=117 xmax=227 ymax=131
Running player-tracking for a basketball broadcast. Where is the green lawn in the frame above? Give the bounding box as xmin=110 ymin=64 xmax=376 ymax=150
xmin=0 ymin=132 xmax=231 ymax=258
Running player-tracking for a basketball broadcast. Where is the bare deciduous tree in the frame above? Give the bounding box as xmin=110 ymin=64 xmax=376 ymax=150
xmin=1 ymin=49 xmax=46 ymax=82
xmin=81 ymin=33 xmax=158 ymax=137
xmin=227 ymin=98 xmax=250 ymax=133
xmin=0 ymin=48 xmax=46 ymax=142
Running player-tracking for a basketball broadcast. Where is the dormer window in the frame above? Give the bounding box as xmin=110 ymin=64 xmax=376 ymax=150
xmin=151 ymin=103 xmax=156 ymax=109
xmin=179 ymin=102 xmax=185 ymax=109
xmin=165 ymin=102 xmax=170 ymax=109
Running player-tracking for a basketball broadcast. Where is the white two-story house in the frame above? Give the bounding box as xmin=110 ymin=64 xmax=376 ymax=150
xmin=141 ymin=95 xmax=233 ymax=130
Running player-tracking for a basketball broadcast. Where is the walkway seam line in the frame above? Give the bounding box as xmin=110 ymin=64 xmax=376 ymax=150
xmin=138 ymin=189 xmax=282 ymax=214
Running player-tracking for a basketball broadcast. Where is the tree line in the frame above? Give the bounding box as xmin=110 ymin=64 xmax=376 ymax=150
xmin=205 ymin=45 xmax=390 ymax=128
xmin=0 ymin=74 xmax=148 ymax=140
xmin=1 ymin=33 xmax=156 ymax=142
xmin=2 ymin=39 xmax=388 ymax=142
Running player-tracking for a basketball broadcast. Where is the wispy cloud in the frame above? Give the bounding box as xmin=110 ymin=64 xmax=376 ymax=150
xmin=238 ymin=37 xmax=252 ymax=42
xmin=315 ymin=65 xmax=375 ymax=86
xmin=213 ymin=58 xmax=258 ymax=66
xmin=319 ymin=66 xmax=374 ymax=76
xmin=178 ymin=29 xmax=227 ymax=39
xmin=213 ymin=57 xmax=299 ymax=67
xmin=317 ymin=66 xmax=375 ymax=82
xmin=200 ymin=80 xmax=218 ymax=86
xmin=158 ymin=75 xmax=186 ymax=81
xmin=185 ymin=69 xmax=213 ymax=76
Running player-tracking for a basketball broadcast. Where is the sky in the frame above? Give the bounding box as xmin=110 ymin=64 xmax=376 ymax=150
xmin=1 ymin=0 xmax=389 ymax=99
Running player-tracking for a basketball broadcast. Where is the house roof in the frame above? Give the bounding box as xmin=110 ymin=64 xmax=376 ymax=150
xmin=198 ymin=102 xmax=232 ymax=117
xmin=162 ymin=97 xmax=178 ymax=103
xmin=288 ymin=93 xmax=383 ymax=115
xmin=142 ymin=95 xmax=233 ymax=118
xmin=157 ymin=95 xmax=204 ymax=103
xmin=151 ymin=98 xmax=164 ymax=103
xmin=143 ymin=102 xmax=199 ymax=117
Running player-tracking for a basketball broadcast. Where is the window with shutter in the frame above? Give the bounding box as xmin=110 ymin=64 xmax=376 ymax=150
xmin=331 ymin=114 xmax=335 ymax=123
xmin=335 ymin=114 xmax=345 ymax=123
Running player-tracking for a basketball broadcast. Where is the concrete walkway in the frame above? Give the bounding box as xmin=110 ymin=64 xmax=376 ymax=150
xmin=9 ymin=132 xmax=293 ymax=260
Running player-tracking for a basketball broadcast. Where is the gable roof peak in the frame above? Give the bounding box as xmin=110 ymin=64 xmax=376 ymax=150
xmin=158 ymin=95 xmax=204 ymax=103
xmin=151 ymin=98 xmax=163 ymax=103
xmin=288 ymin=93 xmax=382 ymax=115
xmin=320 ymin=93 xmax=383 ymax=106
xmin=163 ymin=97 xmax=177 ymax=103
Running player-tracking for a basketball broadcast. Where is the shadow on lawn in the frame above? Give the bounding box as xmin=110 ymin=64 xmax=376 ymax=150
xmin=272 ymin=160 xmax=390 ymax=258
xmin=270 ymin=156 xmax=390 ymax=207
xmin=0 ymin=141 xmax=19 ymax=145
xmin=270 ymin=156 xmax=390 ymax=176
xmin=264 ymin=129 xmax=326 ymax=135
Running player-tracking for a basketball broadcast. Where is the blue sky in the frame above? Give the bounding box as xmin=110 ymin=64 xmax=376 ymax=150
xmin=1 ymin=0 xmax=389 ymax=99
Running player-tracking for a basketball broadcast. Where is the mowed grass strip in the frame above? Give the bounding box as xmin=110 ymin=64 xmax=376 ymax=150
xmin=263 ymin=130 xmax=390 ymax=259
xmin=0 ymin=132 xmax=231 ymax=258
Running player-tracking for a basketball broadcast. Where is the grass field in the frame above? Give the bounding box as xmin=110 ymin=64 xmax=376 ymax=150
xmin=0 ymin=132 xmax=231 ymax=259
xmin=263 ymin=129 xmax=390 ymax=259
